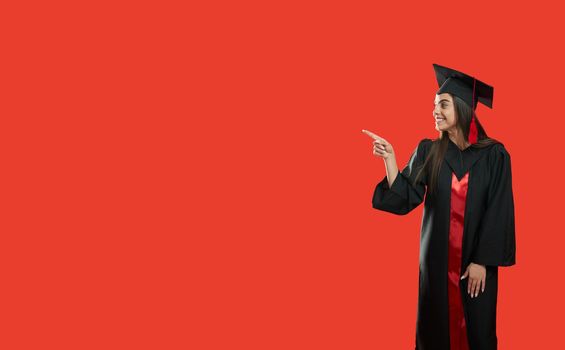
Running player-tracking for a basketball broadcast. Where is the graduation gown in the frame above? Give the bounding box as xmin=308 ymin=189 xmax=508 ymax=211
xmin=372 ymin=138 xmax=516 ymax=350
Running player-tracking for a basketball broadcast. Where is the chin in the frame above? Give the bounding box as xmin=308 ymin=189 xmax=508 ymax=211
xmin=436 ymin=123 xmax=453 ymax=132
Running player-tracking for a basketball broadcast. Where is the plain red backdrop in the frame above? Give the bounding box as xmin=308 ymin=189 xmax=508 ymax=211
xmin=1 ymin=0 xmax=563 ymax=349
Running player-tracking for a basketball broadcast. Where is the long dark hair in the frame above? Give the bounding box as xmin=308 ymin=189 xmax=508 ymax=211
xmin=414 ymin=94 xmax=501 ymax=195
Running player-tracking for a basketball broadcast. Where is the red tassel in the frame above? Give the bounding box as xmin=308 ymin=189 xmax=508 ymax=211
xmin=469 ymin=115 xmax=478 ymax=144
xmin=469 ymin=77 xmax=478 ymax=145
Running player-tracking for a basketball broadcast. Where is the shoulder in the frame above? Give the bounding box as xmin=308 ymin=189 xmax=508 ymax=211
xmin=405 ymin=138 xmax=433 ymax=163
xmin=416 ymin=138 xmax=433 ymax=155
xmin=486 ymin=141 xmax=512 ymax=170
xmin=489 ymin=141 xmax=511 ymax=159
xmin=417 ymin=138 xmax=433 ymax=149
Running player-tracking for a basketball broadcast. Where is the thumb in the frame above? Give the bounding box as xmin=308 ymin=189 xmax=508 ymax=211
xmin=460 ymin=268 xmax=469 ymax=280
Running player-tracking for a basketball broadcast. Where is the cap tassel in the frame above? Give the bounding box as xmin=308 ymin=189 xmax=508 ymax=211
xmin=469 ymin=115 xmax=478 ymax=144
xmin=469 ymin=77 xmax=478 ymax=145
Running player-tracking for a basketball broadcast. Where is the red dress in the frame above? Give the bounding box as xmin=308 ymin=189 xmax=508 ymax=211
xmin=448 ymin=171 xmax=470 ymax=350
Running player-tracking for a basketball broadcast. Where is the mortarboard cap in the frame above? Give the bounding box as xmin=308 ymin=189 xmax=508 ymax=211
xmin=433 ymin=63 xmax=494 ymax=110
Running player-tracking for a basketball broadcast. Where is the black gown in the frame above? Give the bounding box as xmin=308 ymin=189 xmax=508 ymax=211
xmin=372 ymin=138 xmax=516 ymax=350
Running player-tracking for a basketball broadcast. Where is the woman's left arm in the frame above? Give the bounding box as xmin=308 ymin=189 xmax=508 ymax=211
xmin=471 ymin=144 xmax=517 ymax=267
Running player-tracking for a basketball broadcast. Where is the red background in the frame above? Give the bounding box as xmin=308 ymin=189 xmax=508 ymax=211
xmin=1 ymin=0 xmax=562 ymax=349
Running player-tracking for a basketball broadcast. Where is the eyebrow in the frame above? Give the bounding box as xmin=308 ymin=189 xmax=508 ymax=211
xmin=435 ymin=99 xmax=450 ymax=104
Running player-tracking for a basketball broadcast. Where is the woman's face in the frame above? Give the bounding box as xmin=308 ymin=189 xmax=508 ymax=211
xmin=433 ymin=93 xmax=457 ymax=132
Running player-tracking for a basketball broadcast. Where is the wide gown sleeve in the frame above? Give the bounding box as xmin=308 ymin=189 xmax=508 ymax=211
xmin=371 ymin=139 xmax=429 ymax=215
xmin=471 ymin=144 xmax=516 ymax=267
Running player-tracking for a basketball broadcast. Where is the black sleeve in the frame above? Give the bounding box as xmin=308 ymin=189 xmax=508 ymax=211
xmin=371 ymin=139 xmax=430 ymax=215
xmin=471 ymin=144 xmax=516 ymax=267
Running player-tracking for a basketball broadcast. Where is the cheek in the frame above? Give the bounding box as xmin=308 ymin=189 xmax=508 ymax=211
xmin=445 ymin=111 xmax=456 ymax=124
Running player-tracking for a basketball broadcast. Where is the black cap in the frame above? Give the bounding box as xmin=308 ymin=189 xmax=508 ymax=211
xmin=433 ymin=63 xmax=494 ymax=110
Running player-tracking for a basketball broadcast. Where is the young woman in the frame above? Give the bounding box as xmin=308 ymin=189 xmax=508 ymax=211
xmin=362 ymin=64 xmax=516 ymax=350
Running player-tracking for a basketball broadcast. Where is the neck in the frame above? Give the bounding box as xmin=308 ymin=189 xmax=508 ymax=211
xmin=445 ymin=129 xmax=470 ymax=150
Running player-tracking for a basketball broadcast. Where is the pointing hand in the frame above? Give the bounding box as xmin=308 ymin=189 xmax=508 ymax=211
xmin=362 ymin=129 xmax=394 ymax=160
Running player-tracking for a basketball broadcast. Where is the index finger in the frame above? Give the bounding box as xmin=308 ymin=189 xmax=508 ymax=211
xmin=362 ymin=129 xmax=387 ymax=143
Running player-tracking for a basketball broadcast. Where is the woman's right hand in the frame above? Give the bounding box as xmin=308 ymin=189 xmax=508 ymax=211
xmin=362 ymin=129 xmax=395 ymax=160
